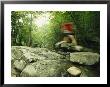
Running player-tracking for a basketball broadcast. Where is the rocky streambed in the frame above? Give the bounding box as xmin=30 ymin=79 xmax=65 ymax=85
xmin=11 ymin=46 xmax=100 ymax=77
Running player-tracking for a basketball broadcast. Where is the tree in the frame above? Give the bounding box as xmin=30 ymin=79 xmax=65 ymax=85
xmin=11 ymin=11 xmax=100 ymax=52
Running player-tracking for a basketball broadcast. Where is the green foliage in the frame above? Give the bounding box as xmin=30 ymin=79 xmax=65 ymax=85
xmin=11 ymin=11 xmax=100 ymax=52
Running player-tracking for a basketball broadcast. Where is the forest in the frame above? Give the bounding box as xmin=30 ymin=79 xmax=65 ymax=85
xmin=11 ymin=11 xmax=100 ymax=77
xmin=11 ymin=11 xmax=100 ymax=52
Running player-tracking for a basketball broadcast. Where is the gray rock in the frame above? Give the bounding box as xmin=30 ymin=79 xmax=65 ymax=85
xmin=11 ymin=46 xmax=64 ymax=62
xmin=20 ymin=64 xmax=37 ymax=77
xmin=11 ymin=67 xmax=20 ymax=77
xmin=12 ymin=46 xmax=71 ymax=77
xmin=13 ymin=60 xmax=27 ymax=71
xmin=70 ymin=52 xmax=100 ymax=65
xmin=67 ymin=66 xmax=81 ymax=76
xmin=20 ymin=60 xmax=70 ymax=77
xmin=38 ymin=51 xmax=64 ymax=60
xmin=11 ymin=46 xmax=24 ymax=60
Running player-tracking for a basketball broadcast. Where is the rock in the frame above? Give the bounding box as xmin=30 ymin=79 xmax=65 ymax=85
xmin=11 ymin=46 xmax=24 ymax=60
xmin=11 ymin=67 xmax=20 ymax=77
xmin=13 ymin=60 xmax=27 ymax=71
xmin=20 ymin=60 xmax=70 ymax=77
xmin=70 ymin=52 xmax=100 ymax=65
xmin=38 ymin=51 xmax=64 ymax=60
xmin=12 ymin=46 xmax=72 ymax=77
xmin=11 ymin=46 xmax=100 ymax=77
xmin=11 ymin=46 xmax=64 ymax=62
xmin=20 ymin=64 xmax=37 ymax=77
xmin=67 ymin=66 xmax=81 ymax=76
xmin=11 ymin=46 xmax=46 ymax=63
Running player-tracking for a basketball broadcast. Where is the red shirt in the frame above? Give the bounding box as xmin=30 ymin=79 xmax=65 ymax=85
xmin=62 ymin=23 xmax=73 ymax=33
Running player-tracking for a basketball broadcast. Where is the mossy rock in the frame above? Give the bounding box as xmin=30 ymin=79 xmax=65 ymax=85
xmin=70 ymin=52 xmax=100 ymax=65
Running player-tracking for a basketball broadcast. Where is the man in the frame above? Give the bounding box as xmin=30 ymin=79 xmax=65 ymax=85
xmin=55 ymin=22 xmax=77 ymax=47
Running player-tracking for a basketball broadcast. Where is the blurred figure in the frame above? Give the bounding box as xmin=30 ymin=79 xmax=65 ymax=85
xmin=55 ymin=22 xmax=77 ymax=47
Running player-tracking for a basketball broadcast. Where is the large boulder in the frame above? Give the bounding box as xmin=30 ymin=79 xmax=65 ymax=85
xmin=20 ymin=60 xmax=70 ymax=77
xmin=70 ymin=52 xmax=100 ymax=65
xmin=11 ymin=46 xmax=71 ymax=77
xmin=11 ymin=46 xmax=64 ymax=62
xmin=11 ymin=46 xmax=48 ymax=62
